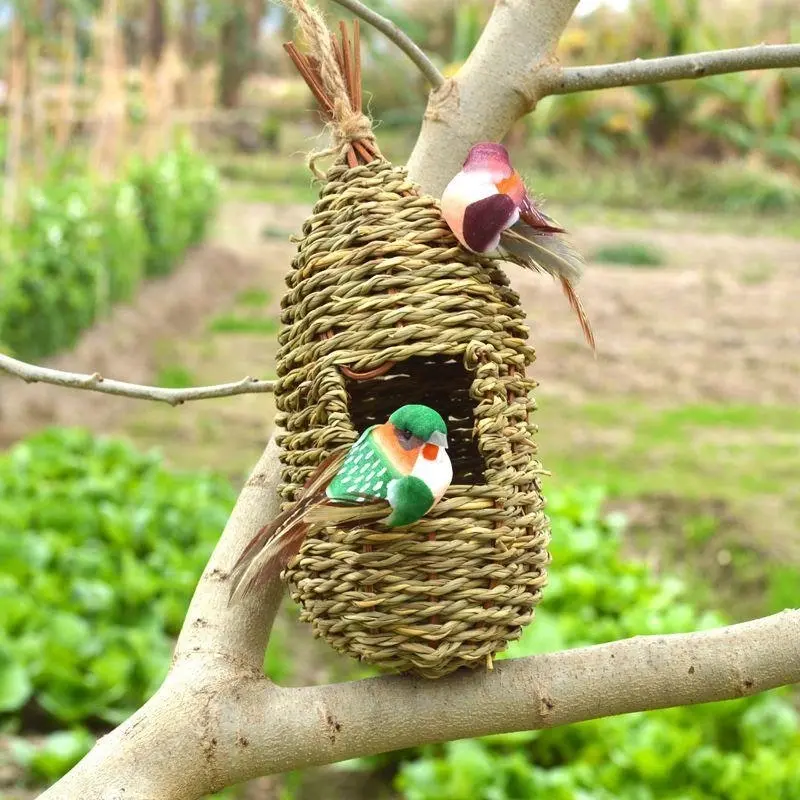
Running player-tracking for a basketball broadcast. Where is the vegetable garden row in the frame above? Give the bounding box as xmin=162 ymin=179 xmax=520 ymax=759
xmin=0 ymin=137 xmax=218 ymax=361
xmin=1 ymin=429 xmax=798 ymax=797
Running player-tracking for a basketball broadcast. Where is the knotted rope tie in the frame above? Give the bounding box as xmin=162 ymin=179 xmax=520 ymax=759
xmin=307 ymin=101 xmax=376 ymax=179
xmin=284 ymin=0 xmax=378 ymax=177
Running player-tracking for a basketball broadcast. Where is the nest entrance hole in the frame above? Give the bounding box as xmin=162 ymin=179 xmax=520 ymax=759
xmin=345 ymin=355 xmax=485 ymax=485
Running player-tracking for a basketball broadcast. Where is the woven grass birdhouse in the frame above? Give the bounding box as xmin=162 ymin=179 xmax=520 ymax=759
xmin=273 ymin=10 xmax=550 ymax=678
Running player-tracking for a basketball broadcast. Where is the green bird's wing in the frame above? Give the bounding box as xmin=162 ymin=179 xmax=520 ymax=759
xmin=326 ymin=426 xmax=402 ymax=503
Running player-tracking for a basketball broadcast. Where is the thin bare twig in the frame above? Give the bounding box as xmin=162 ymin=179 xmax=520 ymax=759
xmin=0 ymin=353 xmax=276 ymax=406
xmin=542 ymin=43 xmax=800 ymax=96
xmin=328 ymin=0 xmax=444 ymax=88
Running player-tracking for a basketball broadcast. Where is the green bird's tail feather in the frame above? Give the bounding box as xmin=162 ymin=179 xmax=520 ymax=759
xmin=228 ymin=447 xmax=389 ymax=604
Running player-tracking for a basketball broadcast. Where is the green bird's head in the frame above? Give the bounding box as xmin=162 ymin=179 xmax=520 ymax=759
xmin=388 ymin=404 xmax=448 ymax=449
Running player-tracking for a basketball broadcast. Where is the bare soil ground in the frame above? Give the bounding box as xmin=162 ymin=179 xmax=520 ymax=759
xmin=4 ymin=201 xmax=798 ymax=442
xmin=525 ymin=224 xmax=800 ymax=405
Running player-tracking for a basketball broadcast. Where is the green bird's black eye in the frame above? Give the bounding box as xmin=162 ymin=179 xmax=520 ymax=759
xmin=395 ymin=427 xmax=418 ymax=450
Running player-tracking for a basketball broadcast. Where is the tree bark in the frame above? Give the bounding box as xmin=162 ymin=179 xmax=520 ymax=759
xmin=34 ymin=1 xmax=800 ymax=797
xmin=145 ymin=0 xmax=166 ymax=65
xmin=38 ymin=431 xmax=800 ymax=800
xmin=406 ymin=0 xmax=579 ymax=196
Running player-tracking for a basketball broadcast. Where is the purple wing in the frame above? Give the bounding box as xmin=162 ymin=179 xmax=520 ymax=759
xmin=462 ymin=193 xmax=518 ymax=253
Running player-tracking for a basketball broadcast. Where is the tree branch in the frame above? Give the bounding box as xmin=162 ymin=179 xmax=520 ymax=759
xmin=0 ymin=353 xmax=276 ymax=405
xmin=541 ymin=43 xmax=800 ymax=96
xmin=43 ymin=601 xmax=800 ymax=798
xmin=29 ymin=4 xmax=800 ymax=799
xmin=328 ymin=0 xmax=444 ymax=88
xmin=406 ymin=0 xmax=580 ymax=195
xmin=39 ymin=437 xmax=800 ymax=799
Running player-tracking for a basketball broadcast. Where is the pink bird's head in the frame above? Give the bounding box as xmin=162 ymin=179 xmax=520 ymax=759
xmin=440 ymin=141 xmax=561 ymax=254
xmin=461 ymin=142 xmax=513 ymax=178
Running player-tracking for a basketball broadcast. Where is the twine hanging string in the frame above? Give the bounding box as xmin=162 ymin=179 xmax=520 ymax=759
xmin=284 ymin=0 xmax=382 ymax=178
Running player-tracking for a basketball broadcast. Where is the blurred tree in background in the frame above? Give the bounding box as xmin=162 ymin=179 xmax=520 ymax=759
xmin=1 ymin=0 xmax=796 ymax=170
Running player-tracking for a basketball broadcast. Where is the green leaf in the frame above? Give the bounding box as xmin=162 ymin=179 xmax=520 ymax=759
xmin=26 ymin=729 xmax=96 ymax=782
xmin=0 ymin=654 xmax=32 ymax=712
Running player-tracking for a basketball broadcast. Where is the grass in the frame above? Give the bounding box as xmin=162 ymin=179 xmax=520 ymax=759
xmin=216 ymin=155 xmax=317 ymax=205
xmin=213 ymin=124 xmax=800 ymax=239
xmin=535 ymin=394 xmax=800 ymax=620
xmin=154 ymin=364 xmax=198 ymax=388
xmin=538 ymin=398 xmax=800 ymax=502
xmin=592 ymin=240 xmax=666 ymax=266
xmin=518 ymin=139 xmax=800 ymax=222
xmin=235 ymin=288 xmax=271 ymax=307
xmin=207 ymin=313 xmax=280 ymax=335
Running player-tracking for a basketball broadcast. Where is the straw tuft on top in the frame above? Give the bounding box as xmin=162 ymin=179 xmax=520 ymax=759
xmin=284 ymin=0 xmax=381 ymax=175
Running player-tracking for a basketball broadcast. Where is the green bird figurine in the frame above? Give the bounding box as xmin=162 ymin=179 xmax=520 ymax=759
xmin=228 ymin=404 xmax=452 ymax=603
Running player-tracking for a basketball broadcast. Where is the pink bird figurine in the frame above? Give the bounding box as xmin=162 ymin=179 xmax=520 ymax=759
xmin=441 ymin=142 xmax=595 ymax=352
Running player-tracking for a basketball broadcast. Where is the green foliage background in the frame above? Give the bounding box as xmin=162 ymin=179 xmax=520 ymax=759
xmin=1 ymin=432 xmax=797 ymax=797
xmin=0 ymin=429 xmax=237 ymax=783
xmin=395 ymin=489 xmax=800 ymax=799
xmin=0 ymin=138 xmax=218 ymax=362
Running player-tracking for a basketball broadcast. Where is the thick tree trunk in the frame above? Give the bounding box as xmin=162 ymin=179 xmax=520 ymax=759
xmin=180 ymin=0 xmax=197 ymax=63
xmin=145 ymin=0 xmax=166 ymax=65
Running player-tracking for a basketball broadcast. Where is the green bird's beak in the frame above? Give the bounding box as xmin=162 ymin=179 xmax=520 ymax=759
xmin=428 ymin=431 xmax=448 ymax=449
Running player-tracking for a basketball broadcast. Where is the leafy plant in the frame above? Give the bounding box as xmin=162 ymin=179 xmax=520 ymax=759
xmin=128 ymin=136 xmax=220 ymax=277
xmin=395 ymin=488 xmax=800 ymax=800
xmin=0 ymin=140 xmax=219 ymax=361
xmin=0 ymin=428 xmax=237 ymax=736
xmin=10 ymin=729 xmax=96 ymax=784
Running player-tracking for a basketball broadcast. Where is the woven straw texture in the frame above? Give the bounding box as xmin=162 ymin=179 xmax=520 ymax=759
xmin=274 ymin=157 xmax=550 ymax=678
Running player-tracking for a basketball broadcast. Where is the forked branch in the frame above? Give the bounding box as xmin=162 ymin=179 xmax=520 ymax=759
xmin=0 ymin=353 xmax=276 ymax=405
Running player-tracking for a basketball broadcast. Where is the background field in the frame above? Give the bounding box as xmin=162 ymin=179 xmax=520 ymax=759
xmin=1 ymin=0 xmax=799 ymax=798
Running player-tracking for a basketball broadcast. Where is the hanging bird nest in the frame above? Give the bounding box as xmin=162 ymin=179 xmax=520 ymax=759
xmin=273 ymin=5 xmax=550 ymax=678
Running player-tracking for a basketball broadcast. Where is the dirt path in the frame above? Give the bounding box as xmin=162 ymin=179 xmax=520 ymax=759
xmin=4 ymin=201 xmax=797 ymax=447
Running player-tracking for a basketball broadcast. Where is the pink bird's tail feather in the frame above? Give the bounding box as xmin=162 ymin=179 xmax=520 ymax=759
xmin=500 ymin=223 xmax=596 ymax=354
xmin=559 ymin=276 xmax=596 ymax=355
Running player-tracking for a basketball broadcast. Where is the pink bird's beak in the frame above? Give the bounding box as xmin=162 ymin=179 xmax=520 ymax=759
xmin=441 ymin=142 xmax=562 ymax=254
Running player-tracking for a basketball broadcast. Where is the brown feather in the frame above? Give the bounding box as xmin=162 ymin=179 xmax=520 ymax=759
xmin=519 ymin=196 xmax=565 ymax=234
xmin=227 ymin=448 xmax=351 ymax=604
xmin=560 ymin=276 xmax=597 ymax=355
xmin=304 ymin=499 xmax=390 ymax=525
